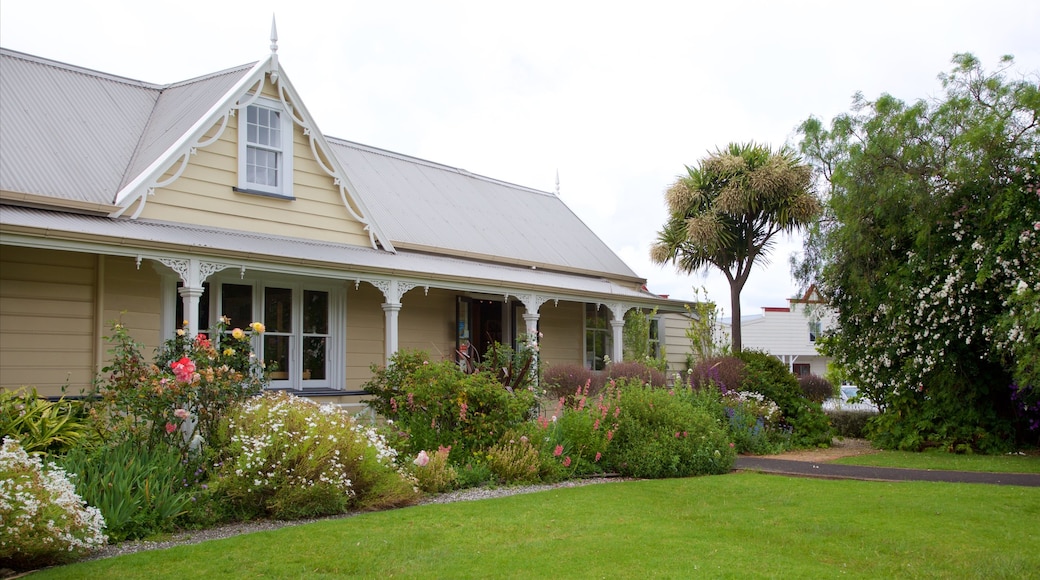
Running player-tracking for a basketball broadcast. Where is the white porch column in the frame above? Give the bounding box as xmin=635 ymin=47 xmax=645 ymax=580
xmin=606 ymin=303 xmax=630 ymax=364
xmin=381 ymin=302 xmax=401 ymax=365
xmin=156 ymin=258 xmax=234 ymax=336
xmin=369 ymin=279 xmax=421 ymax=365
xmin=178 ymin=285 xmax=205 ymax=336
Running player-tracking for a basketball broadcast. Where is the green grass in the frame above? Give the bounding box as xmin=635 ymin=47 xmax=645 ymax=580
xmin=834 ymin=450 xmax=1040 ymax=473
xmin=33 ymin=473 xmax=1040 ymax=579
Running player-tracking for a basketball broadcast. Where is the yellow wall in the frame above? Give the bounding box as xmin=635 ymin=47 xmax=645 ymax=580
xmin=0 ymin=247 xmax=97 ymax=397
xmin=537 ymin=301 xmax=583 ymax=369
xmin=399 ymin=288 xmax=456 ymax=360
xmin=345 ymin=283 xmax=385 ymax=390
xmin=137 ymin=77 xmax=372 ymax=248
xmin=100 ymin=256 xmax=163 ymax=360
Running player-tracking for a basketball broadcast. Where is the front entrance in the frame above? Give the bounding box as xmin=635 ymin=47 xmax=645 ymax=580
xmin=456 ymin=296 xmax=510 ymax=363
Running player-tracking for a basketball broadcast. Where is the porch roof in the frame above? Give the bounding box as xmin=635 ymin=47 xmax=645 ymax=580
xmin=0 ymin=205 xmax=683 ymax=310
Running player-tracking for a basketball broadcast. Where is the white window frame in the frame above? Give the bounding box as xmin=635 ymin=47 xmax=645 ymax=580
xmin=237 ymin=96 xmax=294 ymax=198
xmin=808 ymin=319 xmax=822 ymax=343
xmin=166 ymin=275 xmax=344 ymax=391
xmin=584 ymin=303 xmax=612 ymax=370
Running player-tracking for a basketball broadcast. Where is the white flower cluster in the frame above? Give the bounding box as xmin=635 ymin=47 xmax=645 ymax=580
xmin=835 ymin=212 xmax=1038 ymax=400
xmin=724 ymin=391 xmax=781 ymax=423
xmin=226 ymin=394 xmax=355 ymax=497
xmin=0 ymin=438 xmax=107 ymax=563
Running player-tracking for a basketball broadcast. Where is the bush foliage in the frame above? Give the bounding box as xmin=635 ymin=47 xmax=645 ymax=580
xmin=737 ymin=350 xmax=832 ymax=448
xmin=798 ymin=375 xmax=835 ymax=404
xmin=0 ymin=438 xmax=107 ymax=570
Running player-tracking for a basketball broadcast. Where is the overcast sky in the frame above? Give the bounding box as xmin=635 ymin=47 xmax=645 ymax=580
xmin=2 ymin=1 xmax=1038 ymax=317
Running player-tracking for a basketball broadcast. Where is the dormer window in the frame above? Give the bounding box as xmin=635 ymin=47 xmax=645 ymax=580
xmin=238 ymin=97 xmax=293 ymax=198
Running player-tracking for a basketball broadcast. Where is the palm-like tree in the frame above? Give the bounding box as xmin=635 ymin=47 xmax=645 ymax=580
xmin=651 ymin=142 xmax=820 ymax=353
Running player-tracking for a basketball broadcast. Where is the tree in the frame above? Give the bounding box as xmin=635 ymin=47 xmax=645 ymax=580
xmin=650 ymin=143 xmax=819 ymax=353
xmin=796 ymin=54 xmax=1040 ymax=451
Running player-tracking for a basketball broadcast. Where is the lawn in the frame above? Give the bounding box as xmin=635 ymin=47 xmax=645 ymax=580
xmin=834 ymin=450 xmax=1040 ymax=473
xmin=33 ymin=473 xmax=1040 ymax=579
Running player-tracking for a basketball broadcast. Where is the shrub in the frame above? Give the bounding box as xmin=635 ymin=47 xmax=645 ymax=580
xmin=542 ymin=364 xmax=603 ymax=402
xmin=485 ymin=437 xmax=544 ymax=484
xmin=607 ymin=381 xmax=735 ymax=478
xmin=737 ymin=350 xmax=832 ymax=448
xmin=689 ymin=356 xmax=746 ymax=392
xmin=799 ymin=374 xmax=835 ymax=404
xmin=59 ymin=437 xmax=195 ymax=542
xmin=363 ymin=351 xmax=537 ymax=463
xmin=91 ymin=320 xmax=266 ymax=452
xmin=827 ymin=410 xmax=877 ymax=439
xmin=723 ymin=390 xmax=791 ymax=455
xmin=537 ymin=380 xmax=621 ymax=477
xmin=0 ymin=388 xmax=91 ymax=456
xmin=606 ymin=361 xmax=667 ymax=387
xmin=409 ymin=446 xmax=459 ymax=493
xmin=0 ymin=438 xmax=107 ymax=570
xmin=216 ymin=391 xmax=418 ymax=520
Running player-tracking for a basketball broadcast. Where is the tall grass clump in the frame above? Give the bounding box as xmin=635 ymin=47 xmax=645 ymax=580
xmin=215 ymin=391 xmax=419 ymax=520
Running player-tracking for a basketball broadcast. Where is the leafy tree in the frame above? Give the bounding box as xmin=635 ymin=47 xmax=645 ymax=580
xmin=796 ymin=54 xmax=1040 ymax=451
xmin=651 ymin=143 xmax=820 ymax=352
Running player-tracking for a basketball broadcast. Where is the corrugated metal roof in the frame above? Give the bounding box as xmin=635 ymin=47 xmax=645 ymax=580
xmin=0 ymin=205 xmax=672 ymax=306
xmin=330 ymin=140 xmax=642 ymax=281
xmin=121 ymin=65 xmax=255 ymax=190
xmin=0 ymin=49 xmax=158 ymax=204
xmin=1 ymin=48 xmax=644 ymax=287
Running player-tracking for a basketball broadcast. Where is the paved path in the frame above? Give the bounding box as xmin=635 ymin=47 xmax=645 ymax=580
xmin=733 ymin=457 xmax=1040 ymax=487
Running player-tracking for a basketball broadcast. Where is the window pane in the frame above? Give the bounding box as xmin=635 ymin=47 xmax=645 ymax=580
xmin=221 ymin=284 xmax=252 ymax=330
xmin=304 ymin=291 xmax=328 ymax=334
xmin=264 ymin=335 xmax=290 ymax=377
xmin=247 ymin=106 xmax=257 ymax=124
xmin=303 ymin=337 xmax=326 ymax=380
xmin=264 ymin=287 xmax=292 ymax=333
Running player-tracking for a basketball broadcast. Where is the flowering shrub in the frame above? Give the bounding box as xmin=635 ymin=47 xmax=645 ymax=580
xmin=738 ymin=350 xmax=832 ymax=448
xmin=723 ymin=390 xmax=790 ymax=455
xmin=606 ymin=361 xmax=668 ymax=388
xmin=363 ymin=350 xmax=537 ymax=463
xmin=216 ymin=391 xmax=418 ymax=519
xmin=0 ymin=438 xmax=106 ymax=570
xmin=607 ymin=380 xmax=735 ymax=478
xmin=689 ymin=356 xmax=746 ymax=393
xmin=485 ymin=437 xmax=544 ymax=484
xmin=542 ymin=363 xmax=603 ymax=402
xmin=538 ymin=380 xmax=621 ymax=477
xmin=93 ymin=319 xmax=266 ymax=451
xmin=410 ymin=446 xmax=459 ymax=493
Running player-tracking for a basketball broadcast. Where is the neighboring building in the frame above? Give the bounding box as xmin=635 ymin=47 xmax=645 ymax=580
xmin=0 ymin=36 xmax=693 ymax=408
xmin=718 ymin=286 xmax=834 ymax=378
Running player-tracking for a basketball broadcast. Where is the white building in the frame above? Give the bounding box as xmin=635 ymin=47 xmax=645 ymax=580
xmin=719 ymin=286 xmax=835 ymax=378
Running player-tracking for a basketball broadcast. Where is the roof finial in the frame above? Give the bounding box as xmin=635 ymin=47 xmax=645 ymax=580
xmin=270 ymin=15 xmax=279 ymax=55
xmin=268 ymin=15 xmax=280 ymax=81
xmin=555 ymin=169 xmax=560 ymax=196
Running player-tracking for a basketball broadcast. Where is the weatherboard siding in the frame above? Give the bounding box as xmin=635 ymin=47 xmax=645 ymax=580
xmin=0 ymin=248 xmax=96 ymax=397
xmin=537 ymin=301 xmax=583 ymax=369
xmin=137 ymin=108 xmax=371 ymax=247
xmin=346 ymin=284 xmax=385 ymax=390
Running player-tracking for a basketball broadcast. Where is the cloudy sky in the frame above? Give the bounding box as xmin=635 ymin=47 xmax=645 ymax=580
xmin=2 ymin=1 xmax=1038 ymax=316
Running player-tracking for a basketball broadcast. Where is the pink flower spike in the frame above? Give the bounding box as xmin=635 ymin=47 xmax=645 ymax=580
xmin=554 ymin=444 xmax=563 ymax=457
xmin=562 ymin=456 xmax=572 ymax=467
xmin=594 ymin=452 xmax=602 ymax=462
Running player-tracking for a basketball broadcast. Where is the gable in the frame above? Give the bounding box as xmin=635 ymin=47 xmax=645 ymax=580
xmin=133 ymin=77 xmax=373 ymax=247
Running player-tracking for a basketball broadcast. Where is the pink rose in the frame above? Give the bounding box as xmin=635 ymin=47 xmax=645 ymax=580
xmin=413 ymin=450 xmax=430 ymax=467
xmin=165 ymin=422 xmax=176 ymax=434
xmin=173 ymin=408 xmax=190 ymax=420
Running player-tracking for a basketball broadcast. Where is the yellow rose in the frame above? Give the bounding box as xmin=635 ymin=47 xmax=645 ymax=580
xmin=223 ymin=348 xmax=235 ymax=356
xmin=231 ymin=328 xmax=245 ymax=340
xmin=176 ymin=328 xmax=185 ymax=337
xmin=250 ymin=322 xmax=265 ymax=334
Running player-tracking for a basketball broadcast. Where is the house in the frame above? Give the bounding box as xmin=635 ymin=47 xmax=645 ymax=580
xmin=0 ymin=31 xmax=692 ymax=408
xmin=718 ymin=286 xmax=834 ymax=378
